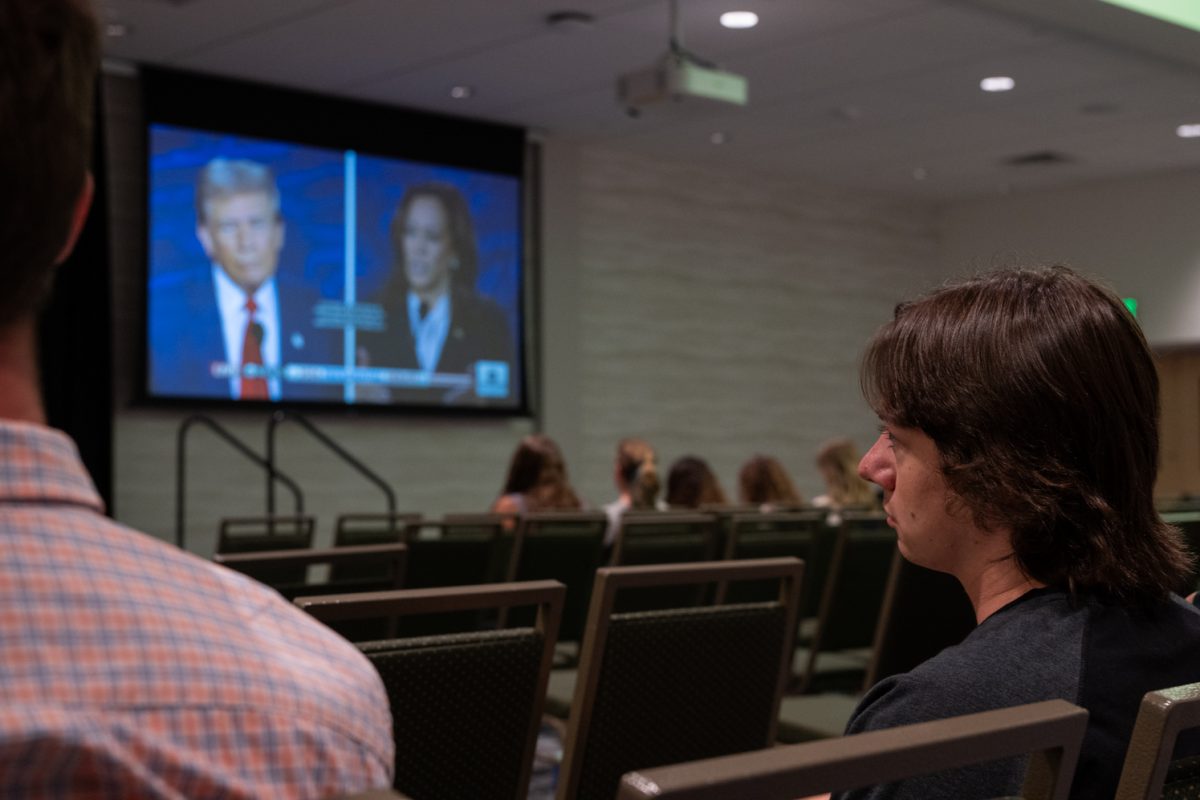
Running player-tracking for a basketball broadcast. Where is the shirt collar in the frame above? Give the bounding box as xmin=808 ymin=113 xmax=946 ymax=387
xmin=213 ymin=266 xmax=278 ymax=323
xmin=0 ymin=420 xmax=104 ymax=512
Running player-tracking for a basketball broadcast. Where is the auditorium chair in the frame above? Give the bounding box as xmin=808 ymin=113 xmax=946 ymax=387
xmin=216 ymin=543 xmax=408 ymax=641
xmin=1115 ymin=681 xmax=1200 ymax=799
xmin=332 ymin=511 xmax=423 ymax=544
xmin=720 ymin=510 xmax=833 ymax=617
xmin=617 ymin=699 xmax=1088 ymax=799
xmin=214 ymin=514 xmax=316 ymax=587
xmin=609 ymin=511 xmax=720 ymax=611
xmin=296 ymin=580 xmax=565 ymax=800
xmin=777 ymin=548 xmax=976 ymax=742
xmin=555 ymin=557 xmax=804 ymax=800
xmin=502 ymin=511 xmax=608 ymax=648
xmin=795 ymin=511 xmax=895 ymax=694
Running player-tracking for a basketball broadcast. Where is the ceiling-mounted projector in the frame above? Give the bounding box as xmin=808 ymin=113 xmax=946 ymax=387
xmin=618 ymin=52 xmax=748 ymax=114
xmin=616 ymin=0 xmax=749 ymax=116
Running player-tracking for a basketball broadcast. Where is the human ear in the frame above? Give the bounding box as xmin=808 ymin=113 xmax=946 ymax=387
xmin=53 ymin=172 xmax=94 ymax=265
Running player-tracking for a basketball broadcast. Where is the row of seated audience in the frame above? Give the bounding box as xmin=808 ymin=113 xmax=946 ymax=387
xmin=490 ymin=433 xmax=882 ymax=546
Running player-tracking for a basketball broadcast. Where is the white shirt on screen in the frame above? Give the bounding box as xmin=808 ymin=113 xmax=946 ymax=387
xmin=212 ymin=265 xmax=282 ymax=400
xmin=407 ymin=290 xmax=450 ymax=372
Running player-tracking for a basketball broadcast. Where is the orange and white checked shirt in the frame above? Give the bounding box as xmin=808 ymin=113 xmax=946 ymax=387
xmin=0 ymin=420 xmax=394 ymax=798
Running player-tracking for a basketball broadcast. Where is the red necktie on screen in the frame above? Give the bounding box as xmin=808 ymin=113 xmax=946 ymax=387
xmin=240 ymin=296 xmax=268 ymax=400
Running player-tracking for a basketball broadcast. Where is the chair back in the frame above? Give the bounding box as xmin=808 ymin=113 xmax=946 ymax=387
xmin=722 ymin=511 xmax=832 ymax=615
xmin=215 ymin=515 xmax=315 ymax=586
xmin=329 ymin=512 xmax=421 ymax=584
xmin=865 ymin=550 xmax=976 ymax=689
xmin=558 ymin=558 xmax=804 ymax=800
xmin=610 ymin=512 xmax=720 ymax=611
xmin=617 ymin=699 xmax=1088 ymax=800
xmin=217 ymin=544 xmax=407 ymax=640
xmin=1115 ymin=682 xmax=1200 ymax=800
xmin=333 ymin=512 xmax=423 ymax=543
xmin=297 ymin=581 xmax=565 ymax=800
xmin=799 ymin=512 xmax=895 ymax=692
xmin=506 ymin=511 xmax=608 ymax=642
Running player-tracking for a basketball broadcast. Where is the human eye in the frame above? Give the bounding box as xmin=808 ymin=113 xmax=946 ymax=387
xmin=878 ymin=424 xmax=897 ymax=448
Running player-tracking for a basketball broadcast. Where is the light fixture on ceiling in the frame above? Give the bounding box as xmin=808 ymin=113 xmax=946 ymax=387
xmin=449 ymin=85 xmax=474 ymax=100
xmin=912 ymin=167 xmax=929 ymax=181
xmin=980 ymin=76 xmax=1015 ymax=93
xmin=1176 ymin=124 xmax=1200 ymax=138
xmin=710 ymin=131 xmax=728 ymax=144
xmin=720 ymin=11 xmax=758 ymax=29
xmin=105 ymin=21 xmax=129 ymax=37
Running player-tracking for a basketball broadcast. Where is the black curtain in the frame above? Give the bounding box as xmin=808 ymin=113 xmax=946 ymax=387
xmin=38 ymin=82 xmax=114 ymax=513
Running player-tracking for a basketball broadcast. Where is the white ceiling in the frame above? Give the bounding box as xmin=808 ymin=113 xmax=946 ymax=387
xmin=100 ymin=0 xmax=1200 ymax=200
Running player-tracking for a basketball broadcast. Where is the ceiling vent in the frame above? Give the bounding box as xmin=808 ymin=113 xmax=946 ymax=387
xmin=1002 ymin=151 xmax=1075 ymax=167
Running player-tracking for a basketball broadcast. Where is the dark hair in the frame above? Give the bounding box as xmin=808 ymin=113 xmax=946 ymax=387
xmin=616 ymin=437 xmax=660 ymax=509
xmin=666 ymin=456 xmax=727 ymax=509
xmin=0 ymin=0 xmax=99 ymax=326
xmin=738 ymin=455 xmax=802 ymax=507
xmin=861 ymin=265 xmax=1190 ymax=605
xmin=500 ymin=434 xmax=582 ymax=512
xmin=384 ymin=181 xmax=478 ymax=303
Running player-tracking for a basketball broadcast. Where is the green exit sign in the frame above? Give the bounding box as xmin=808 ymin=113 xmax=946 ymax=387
xmin=1124 ymin=297 xmax=1139 ymax=317
xmin=1099 ymin=0 xmax=1200 ymax=33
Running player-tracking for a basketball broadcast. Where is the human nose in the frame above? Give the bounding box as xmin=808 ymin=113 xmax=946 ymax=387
xmin=859 ymin=434 xmax=895 ymax=492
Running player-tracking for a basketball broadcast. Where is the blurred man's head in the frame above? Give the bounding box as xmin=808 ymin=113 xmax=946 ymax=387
xmin=0 ymin=0 xmax=100 ymax=328
xmin=195 ymin=159 xmax=285 ymax=294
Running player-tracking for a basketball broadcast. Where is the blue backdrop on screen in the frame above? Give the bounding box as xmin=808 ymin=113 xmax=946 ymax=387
xmin=146 ymin=123 xmax=523 ymax=408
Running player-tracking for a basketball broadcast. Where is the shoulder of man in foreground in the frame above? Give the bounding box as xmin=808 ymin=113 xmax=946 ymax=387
xmin=0 ymin=425 xmax=393 ymax=797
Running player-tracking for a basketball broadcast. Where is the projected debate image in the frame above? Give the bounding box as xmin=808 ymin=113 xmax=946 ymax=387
xmin=146 ymin=124 xmax=523 ymax=411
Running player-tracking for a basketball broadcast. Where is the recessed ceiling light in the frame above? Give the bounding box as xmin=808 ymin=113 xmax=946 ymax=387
xmin=449 ymin=85 xmax=474 ymax=100
xmin=980 ymin=76 xmax=1015 ymax=93
xmin=912 ymin=167 xmax=929 ymax=181
xmin=720 ymin=11 xmax=759 ymax=29
xmin=105 ymin=21 xmax=129 ymax=37
xmin=710 ymin=131 xmax=728 ymax=145
xmin=1176 ymin=124 xmax=1200 ymax=138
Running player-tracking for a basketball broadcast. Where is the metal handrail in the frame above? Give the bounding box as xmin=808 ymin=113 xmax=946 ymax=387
xmin=265 ymin=410 xmax=395 ymax=519
xmin=175 ymin=414 xmax=304 ymax=550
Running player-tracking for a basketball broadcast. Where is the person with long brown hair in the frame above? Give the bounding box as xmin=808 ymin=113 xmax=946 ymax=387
xmin=491 ymin=433 xmax=583 ymax=515
xmin=604 ymin=437 xmax=664 ymax=546
xmin=831 ymin=266 xmax=1200 ymax=800
xmin=737 ymin=454 xmax=803 ymax=511
xmin=665 ymin=455 xmax=727 ymax=509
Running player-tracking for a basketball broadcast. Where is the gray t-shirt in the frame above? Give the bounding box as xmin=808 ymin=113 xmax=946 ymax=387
xmin=834 ymin=587 xmax=1200 ymax=800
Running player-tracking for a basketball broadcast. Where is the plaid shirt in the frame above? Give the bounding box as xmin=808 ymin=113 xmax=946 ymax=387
xmin=0 ymin=421 xmax=394 ymax=798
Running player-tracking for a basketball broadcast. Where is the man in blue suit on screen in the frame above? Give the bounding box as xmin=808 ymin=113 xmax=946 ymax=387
xmin=149 ymin=158 xmax=337 ymax=401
